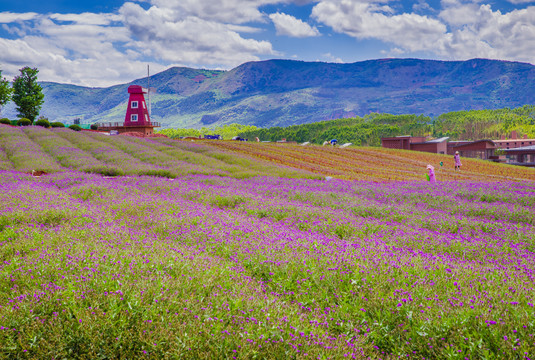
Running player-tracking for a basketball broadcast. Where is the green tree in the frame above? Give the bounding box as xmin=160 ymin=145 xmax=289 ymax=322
xmin=0 ymin=70 xmax=13 ymax=118
xmin=12 ymin=67 xmax=44 ymax=123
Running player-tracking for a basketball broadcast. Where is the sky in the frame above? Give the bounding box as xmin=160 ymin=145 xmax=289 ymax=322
xmin=0 ymin=0 xmax=534 ymax=87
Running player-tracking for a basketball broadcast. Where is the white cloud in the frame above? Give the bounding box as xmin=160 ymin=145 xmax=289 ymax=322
xmin=439 ymin=2 xmax=481 ymax=26
xmin=0 ymin=0 xmax=283 ymax=86
xmin=49 ymin=12 xmax=122 ymax=25
xmin=312 ymin=0 xmax=535 ymax=64
xmin=412 ymin=0 xmax=434 ymax=13
xmin=437 ymin=3 xmax=535 ymax=62
xmin=322 ymin=52 xmax=343 ymax=63
xmin=119 ymin=2 xmax=274 ymax=66
xmin=0 ymin=12 xmax=39 ymax=23
xmin=311 ymin=1 xmax=446 ymax=52
xmin=507 ymin=0 xmax=534 ymax=4
xmin=269 ymin=12 xmax=320 ymax=37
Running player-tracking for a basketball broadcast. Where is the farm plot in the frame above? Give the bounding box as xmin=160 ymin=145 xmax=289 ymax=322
xmin=208 ymin=141 xmax=535 ymax=182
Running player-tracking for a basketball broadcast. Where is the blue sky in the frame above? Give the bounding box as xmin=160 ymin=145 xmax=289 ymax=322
xmin=0 ymin=0 xmax=533 ymax=87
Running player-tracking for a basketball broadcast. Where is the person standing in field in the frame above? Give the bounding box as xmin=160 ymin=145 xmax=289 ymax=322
xmin=427 ymin=165 xmax=436 ymax=184
xmin=454 ymin=151 xmax=462 ymax=171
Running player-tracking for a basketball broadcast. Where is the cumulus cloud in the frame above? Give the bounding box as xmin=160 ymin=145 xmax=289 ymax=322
xmin=269 ymin=12 xmax=320 ymax=37
xmin=0 ymin=0 xmax=534 ymax=86
xmin=119 ymin=2 xmax=273 ymax=66
xmin=312 ymin=1 xmax=446 ymax=52
xmin=311 ymin=0 xmax=535 ymax=64
xmin=0 ymin=0 xmax=288 ymax=86
xmin=146 ymin=0 xmax=319 ymax=24
xmin=437 ymin=2 xmax=535 ymax=62
xmin=0 ymin=12 xmax=39 ymax=23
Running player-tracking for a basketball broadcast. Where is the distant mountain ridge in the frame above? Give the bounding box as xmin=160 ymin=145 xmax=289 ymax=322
xmin=2 ymin=58 xmax=534 ymax=128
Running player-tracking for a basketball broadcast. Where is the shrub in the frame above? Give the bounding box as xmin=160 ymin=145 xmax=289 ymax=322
xmin=0 ymin=118 xmax=11 ymax=125
xmin=50 ymin=122 xmax=65 ymax=128
xmin=35 ymin=118 xmax=51 ymax=128
xmin=69 ymin=124 xmax=82 ymax=131
xmin=16 ymin=118 xmax=32 ymax=126
xmin=90 ymin=124 xmax=98 ymax=130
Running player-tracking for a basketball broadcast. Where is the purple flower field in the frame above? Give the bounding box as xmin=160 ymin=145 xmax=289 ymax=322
xmin=0 ymin=170 xmax=534 ymax=359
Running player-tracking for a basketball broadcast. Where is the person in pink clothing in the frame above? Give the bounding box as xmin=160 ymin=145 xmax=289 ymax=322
xmin=427 ymin=165 xmax=436 ymax=184
xmin=454 ymin=151 xmax=462 ymax=171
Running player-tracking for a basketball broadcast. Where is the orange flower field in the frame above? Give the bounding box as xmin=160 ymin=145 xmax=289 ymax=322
xmin=207 ymin=141 xmax=535 ymax=182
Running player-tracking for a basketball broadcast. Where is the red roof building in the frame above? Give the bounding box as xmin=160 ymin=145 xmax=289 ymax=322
xmin=493 ymin=131 xmax=535 ymax=150
xmin=502 ymin=145 xmax=535 ymax=167
xmin=447 ymin=140 xmax=496 ymax=160
xmin=381 ymin=136 xmax=448 ymax=154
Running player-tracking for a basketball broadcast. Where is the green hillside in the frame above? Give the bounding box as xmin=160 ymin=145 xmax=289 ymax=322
xmin=238 ymin=105 xmax=535 ymax=145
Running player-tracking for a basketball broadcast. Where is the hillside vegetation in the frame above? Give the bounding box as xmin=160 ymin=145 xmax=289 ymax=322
xmin=158 ymin=123 xmax=259 ymax=140
xmin=237 ymin=105 xmax=535 ymax=146
xmin=2 ymin=58 xmax=534 ymax=129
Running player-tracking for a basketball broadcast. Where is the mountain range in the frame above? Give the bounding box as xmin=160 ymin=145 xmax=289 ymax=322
xmin=2 ymin=58 xmax=534 ymax=128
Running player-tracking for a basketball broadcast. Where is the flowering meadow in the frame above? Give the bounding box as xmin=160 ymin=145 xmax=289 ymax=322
xmin=0 ymin=170 xmax=534 ymax=359
xmin=0 ymin=125 xmax=535 ymax=358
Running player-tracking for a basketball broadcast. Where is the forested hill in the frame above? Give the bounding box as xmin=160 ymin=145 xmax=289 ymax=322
xmin=237 ymin=106 xmax=535 ymax=145
xmin=2 ymin=58 xmax=535 ymax=129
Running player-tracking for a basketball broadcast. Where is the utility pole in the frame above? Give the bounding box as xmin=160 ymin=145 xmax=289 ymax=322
xmin=147 ymin=65 xmax=151 ymax=118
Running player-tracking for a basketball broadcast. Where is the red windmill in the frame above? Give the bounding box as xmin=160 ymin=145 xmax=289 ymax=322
xmin=124 ymin=85 xmax=151 ymax=128
xmin=96 ymin=84 xmax=159 ymax=135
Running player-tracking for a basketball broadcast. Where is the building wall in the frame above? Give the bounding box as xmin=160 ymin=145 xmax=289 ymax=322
xmin=382 ymin=138 xmax=410 ymax=150
xmin=494 ymin=139 xmax=535 ymax=149
xmin=436 ymin=141 xmax=447 ymax=154
xmin=411 ymin=143 xmax=439 ymax=153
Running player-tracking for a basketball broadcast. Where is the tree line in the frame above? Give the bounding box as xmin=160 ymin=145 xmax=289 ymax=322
xmin=237 ymin=113 xmax=432 ymax=145
xmin=432 ymin=106 xmax=535 ymax=140
xmin=158 ymin=123 xmax=259 ymax=140
xmin=0 ymin=67 xmax=45 ymax=123
xmin=236 ymin=107 xmax=535 ymax=144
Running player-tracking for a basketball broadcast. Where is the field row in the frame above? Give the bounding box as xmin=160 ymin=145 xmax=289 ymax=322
xmin=0 ymin=125 xmax=316 ymax=179
xmin=208 ymin=141 xmax=535 ymax=182
xmin=2 ymin=125 xmax=534 ymax=182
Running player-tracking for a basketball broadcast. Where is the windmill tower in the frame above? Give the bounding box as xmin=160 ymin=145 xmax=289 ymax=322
xmin=96 ymin=67 xmax=160 ymax=135
xmin=123 ymin=85 xmax=159 ymax=135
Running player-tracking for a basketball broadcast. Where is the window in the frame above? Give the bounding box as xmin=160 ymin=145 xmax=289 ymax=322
xmin=142 ymin=102 xmax=146 ymax=109
xmin=145 ymin=114 xmax=149 ymax=122
xmin=131 ymin=101 xmax=138 ymax=109
xmin=131 ymin=114 xmax=138 ymax=122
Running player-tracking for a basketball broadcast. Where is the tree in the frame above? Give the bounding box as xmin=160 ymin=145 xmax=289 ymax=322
xmin=12 ymin=67 xmax=44 ymax=123
xmin=0 ymin=70 xmax=13 ymax=118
